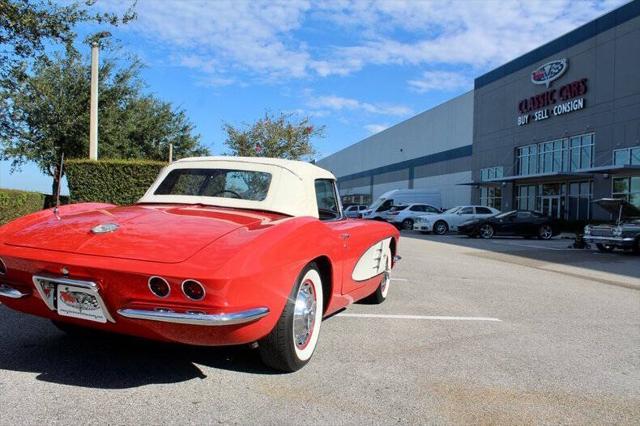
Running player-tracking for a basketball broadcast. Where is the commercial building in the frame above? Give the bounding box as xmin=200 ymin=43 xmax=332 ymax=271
xmin=317 ymin=91 xmax=474 ymax=209
xmin=317 ymin=1 xmax=640 ymax=219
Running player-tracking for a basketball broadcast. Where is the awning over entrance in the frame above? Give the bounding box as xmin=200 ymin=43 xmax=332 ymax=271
xmin=486 ymin=171 xmax=593 ymax=184
xmin=586 ymin=164 xmax=640 ymax=175
xmin=458 ymin=165 xmax=640 ymax=187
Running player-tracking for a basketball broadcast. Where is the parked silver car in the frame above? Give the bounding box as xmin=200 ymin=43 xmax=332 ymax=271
xmin=386 ymin=203 xmax=441 ymax=230
xmin=344 ymin=204 xmax=368 ymax=218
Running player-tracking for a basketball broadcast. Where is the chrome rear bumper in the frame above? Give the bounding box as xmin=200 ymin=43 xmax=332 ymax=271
xmin=117 ymin=307 xmax=269 ymax=326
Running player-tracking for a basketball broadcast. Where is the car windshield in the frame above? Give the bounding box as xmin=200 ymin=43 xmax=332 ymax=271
xmin=496 ymin=210 xmax=516 ymax=218
xmin=154 ymin=168 xmax=272 ymax=201
xmin=443 ymin=207 xmax=461 ymax=214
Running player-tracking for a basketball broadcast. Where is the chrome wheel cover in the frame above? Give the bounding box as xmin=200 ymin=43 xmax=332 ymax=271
xmin=435 ymin=222 xmax=447 ymax=234
xmin=480 ymin=224 xmax=493 ymax=238
xmin=540 ymin=225 xmax=552 ymax=239
xmin=293 ymin=280 xmax=317 ymax=350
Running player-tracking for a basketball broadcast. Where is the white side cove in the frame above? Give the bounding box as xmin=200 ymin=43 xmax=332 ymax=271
xmin=352 ymin=237 xmax=392 ymax=282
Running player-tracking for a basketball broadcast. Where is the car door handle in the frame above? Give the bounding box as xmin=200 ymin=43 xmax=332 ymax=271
xmin=340 ymin=233 xmax=350 ymax=240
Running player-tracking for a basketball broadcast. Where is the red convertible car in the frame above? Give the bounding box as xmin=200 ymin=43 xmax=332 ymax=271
xmin=0 ymin=157 xmax=399 ymax=371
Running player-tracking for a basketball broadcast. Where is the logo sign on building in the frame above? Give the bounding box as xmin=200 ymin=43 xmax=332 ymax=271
xmin=531 ymin=59 xmax=568 ymax=88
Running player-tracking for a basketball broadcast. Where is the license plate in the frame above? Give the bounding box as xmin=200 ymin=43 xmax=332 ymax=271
xmin=56 ymin=284 xmax=108 ymax=323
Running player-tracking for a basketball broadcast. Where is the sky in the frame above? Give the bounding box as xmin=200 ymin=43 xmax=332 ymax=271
xmin=0 ymin=0 xmax=629 ymax=194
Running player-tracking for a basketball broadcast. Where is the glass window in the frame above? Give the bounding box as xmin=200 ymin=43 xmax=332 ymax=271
xmin=632 ymin=148 xmax=640 ymax=165
xmin=315 ymin=179 xmax=340 ymax=220
xmin=614 ymin=149 xmax=629 ymax=166
xmin=480 ymin=166 xmax=504 ymax=181
xmin=476 ymin=207 xmax=493 ymax=214
xmin=155 ymin=168 xmax=272 ymax=201
xmin=459 ymin=207 xmax=474 ymax=215
xmin=480 ymin=186 xmax=502 ymax=210
xmin=567 ymin=180 xmax=592 ymax=220
xmin=612 ymin=177 xmax=640 ymax=208
xmin=580 ymin=145 xmax=592 ymax=170
xmin=410 ymin=205 xmax=425 ymax=212
xmin=613 ymin=178 xmax=629 ymax=194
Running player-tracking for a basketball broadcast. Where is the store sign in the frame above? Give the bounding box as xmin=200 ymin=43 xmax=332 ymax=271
xmin=531 ymin=59 xmax=568 ymax=88
xmin=516 ymin=78 xmax=588 ymax=126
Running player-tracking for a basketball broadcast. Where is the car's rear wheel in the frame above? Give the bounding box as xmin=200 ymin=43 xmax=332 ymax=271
xmin=401 ymin=218 xmax=414 ymax=230
xmin=259 ymin=263 xmax=323 ymax=372
xmin=433 ymin=221 xmax=448 ymax=235
xmin=538 ymin=225 xmax=553 ymax=240
xmin=596 ymin=243 xmax=614 ymax=253
xmin=479 ymin=224 xmax=494 ymax=239
xmin=368 ymin=248 xmax=391 ymax=304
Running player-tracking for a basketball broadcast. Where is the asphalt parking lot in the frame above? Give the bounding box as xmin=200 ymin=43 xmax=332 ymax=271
xmin=1 ymin=233 xmax=638 ymax=425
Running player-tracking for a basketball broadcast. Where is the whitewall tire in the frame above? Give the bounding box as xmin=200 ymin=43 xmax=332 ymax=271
xmin=369 ymin=248 xmax=391 ymax=304
xmin=259 ymin=263 xmax=323 ymax=372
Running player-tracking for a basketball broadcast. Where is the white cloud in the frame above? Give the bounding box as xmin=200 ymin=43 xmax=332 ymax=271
xmin=408 ymin=70 xmax=471 ymax=93
xmin=99 ymin=0 xmax=628 ymax=85
xmin=308 ymin=95 xmax=413 ymax=116
xmin=364 ymin=123 xmax=389 ymax=134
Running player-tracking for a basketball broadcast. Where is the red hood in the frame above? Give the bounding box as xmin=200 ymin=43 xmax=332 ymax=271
xmin=5 ymin=204 xmax=283 ymax=263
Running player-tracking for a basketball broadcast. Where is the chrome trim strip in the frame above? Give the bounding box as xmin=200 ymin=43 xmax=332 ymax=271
xmin=31 ymin=275 xmax=115 ymax=323
xmin=117 ymin=307 xmax=269 ymax=326
xmin=0 ymin=284 xmax=29 ymax=299
xmin=584 ymin=236 xmax=635 ymax=242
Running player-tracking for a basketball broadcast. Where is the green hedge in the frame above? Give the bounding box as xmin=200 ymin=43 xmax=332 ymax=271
xmin=0 ymin=188 xmax=46 ymax=225
xmin=65 ymin=159 xmax=167 ymax=205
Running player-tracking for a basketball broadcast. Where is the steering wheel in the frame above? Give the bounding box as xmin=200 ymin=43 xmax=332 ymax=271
xmin=212 ymin=189 xmax=242 ymax=199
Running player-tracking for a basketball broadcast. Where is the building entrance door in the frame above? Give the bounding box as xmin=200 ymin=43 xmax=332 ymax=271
xmin=541 ymin=196 xmax=562 ymax=218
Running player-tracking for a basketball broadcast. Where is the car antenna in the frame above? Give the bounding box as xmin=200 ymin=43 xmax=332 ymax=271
xmin=53 ymin=152 xmax=64 ymax=220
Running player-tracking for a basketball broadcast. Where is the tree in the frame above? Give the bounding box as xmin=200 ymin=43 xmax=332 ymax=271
xmin=1 ymin=48 xmax=208 ymax=195
xmin=0 ymin=0 xmax=135 ymax=161
xmin=222 ymin=112 xmax=324 ymax=160
xmin=0 ymin=0 xmax=135 ymax=80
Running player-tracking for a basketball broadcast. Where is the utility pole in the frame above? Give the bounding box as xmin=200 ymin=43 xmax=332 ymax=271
xmin=89 ymin=41 xmax=99 ymax=160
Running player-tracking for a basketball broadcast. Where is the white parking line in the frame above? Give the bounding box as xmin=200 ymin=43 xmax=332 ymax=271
xmin=391 ymin=278 xmax=408 ymax=282
xmin=338 ymin=313 xmax=502 ymax=322
xmin=489 ymin=240 xmax=574 ymax=251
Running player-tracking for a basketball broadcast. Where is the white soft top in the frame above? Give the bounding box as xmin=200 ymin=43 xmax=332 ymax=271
xmin=138 ymin=156 xmax=336 ymax=218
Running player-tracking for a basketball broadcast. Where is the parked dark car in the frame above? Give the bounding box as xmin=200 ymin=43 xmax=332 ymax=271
xmin=584 ymin=198 xmax=640 ymax=253
xmin=457 ymin=210 xmax=557 ymax=239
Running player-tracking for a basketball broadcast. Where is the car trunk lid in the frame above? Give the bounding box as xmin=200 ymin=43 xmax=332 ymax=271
xmin=5 ymin=204 xmax=278 ymax=263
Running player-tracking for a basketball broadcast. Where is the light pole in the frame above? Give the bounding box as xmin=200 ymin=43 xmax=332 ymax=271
xmin=88 ymin=32 xmax=111 ymax=160
xmin=89 ymin=41 xmax=99 ymax=160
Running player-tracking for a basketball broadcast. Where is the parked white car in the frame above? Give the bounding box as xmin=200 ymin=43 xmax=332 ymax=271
xmin=344 ymin=204 xmax=368 ymax=218
xmin=386 ymin=203 xmax=441 ymax=229
xmin=360 ymin=189 xmax=442 ymax=220
xmin=413 ymin=205 xmax=500 ymax=234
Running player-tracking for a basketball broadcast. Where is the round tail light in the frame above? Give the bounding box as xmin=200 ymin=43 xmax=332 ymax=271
xmin=0 ymin=258 xmax=6 ymax=275
xmin=182 ymin=280 xmax=205 ymax=301
xmin=148 ymin=276 xmax=170 ymax=298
